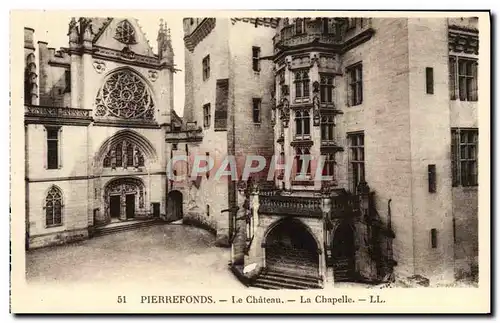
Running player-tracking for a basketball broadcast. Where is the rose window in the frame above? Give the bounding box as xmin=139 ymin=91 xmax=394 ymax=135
xmin=114 ymin=20 xmax=137 ymax=44
xmin=95 ymin=70 xmax=155 ymax=120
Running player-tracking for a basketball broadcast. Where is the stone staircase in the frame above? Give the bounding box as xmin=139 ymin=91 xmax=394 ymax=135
xmin=93 ymin=218 xmax=163 ymax=237
xmin=333 ymin=258 xmax=354 ymax=282
xmin=251 ymin=270 xmax=322 ymax=290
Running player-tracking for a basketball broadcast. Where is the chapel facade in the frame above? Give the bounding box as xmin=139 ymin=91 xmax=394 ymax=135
xmin=24 ymin=17 xmax=176 ymax=248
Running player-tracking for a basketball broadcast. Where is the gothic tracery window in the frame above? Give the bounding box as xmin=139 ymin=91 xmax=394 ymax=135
xmin=45 ymin=186 xmax=63 ymax=227
xmin=103 ymin=140 xmax=145 ymax=169
xmin=114 ymin=20 xmax=137 ymax=45
xmin=95 ymin=69 xmax=155 ymax=120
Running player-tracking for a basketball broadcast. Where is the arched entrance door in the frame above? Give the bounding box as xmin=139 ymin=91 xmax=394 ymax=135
xmin=332 ymin=221 xmax=356 ymax=282
xmin=265 ymin=218 xmax=319 ymax=277
xmin=104 ymin=178 xmax=145 ymax=222
xmin=167 ymin=190 xmax=183 ymax=221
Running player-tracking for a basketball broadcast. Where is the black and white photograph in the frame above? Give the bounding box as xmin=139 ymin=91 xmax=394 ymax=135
xmin=9 ymin=10 xmax=491 ymax=314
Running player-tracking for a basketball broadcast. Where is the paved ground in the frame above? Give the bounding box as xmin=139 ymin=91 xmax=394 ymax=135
xmin=26 ymin=224 xmax=244 ymax=289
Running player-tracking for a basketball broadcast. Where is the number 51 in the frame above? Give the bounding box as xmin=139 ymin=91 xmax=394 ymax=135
xmin=117 ymin=296 xmax=127 ymax=303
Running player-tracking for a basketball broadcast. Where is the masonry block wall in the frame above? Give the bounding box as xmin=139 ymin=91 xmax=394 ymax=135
xmin=27 ymin=179 xmax=89 ymax=249
xmin=338 ymin=18 xmax=416 ymax=279
xmin=407 ymin=18 xmax=454 ymax=282
xmin=228 ymin=21 xmax=276 ymax=182
xmin=181 ymin=19 xmax=231 ymax=242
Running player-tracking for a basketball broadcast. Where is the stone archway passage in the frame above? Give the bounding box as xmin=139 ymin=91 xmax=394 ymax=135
xmin=167 ymin=190 xmax=183 ymax=222
xmin=332 ymin=222 xmax=356 ymax=282
xmin=265 ymin=219 xmax=319 ymax=277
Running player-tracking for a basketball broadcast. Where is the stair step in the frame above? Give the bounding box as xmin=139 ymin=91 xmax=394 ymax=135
xmin=251 ymin=269 xmax=322 ymax=290
xmin=94 ymin=220 xmax=161 ymax=236
xmin=254 ymin=279 xmax=302 ymax=290
xmin=252 ymin=282 xmax=280 ymax=290
xmin=264 ymin=271 xmax=320 ymax=284
xmin=256 ymin=277 xmax=319 ymax=289
xmin=262 ymin=274 xmax=318 ymax=286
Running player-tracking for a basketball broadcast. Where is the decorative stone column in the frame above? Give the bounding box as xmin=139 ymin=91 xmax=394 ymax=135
xmin=120 ymin=188 xmax=127 ymax=221
xmin=248 ymin=184 xmax=260 ymax=261
xmin=321 ymin=190 xmax=332 ymax=283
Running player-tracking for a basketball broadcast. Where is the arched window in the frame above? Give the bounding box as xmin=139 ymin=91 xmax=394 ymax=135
xmin=45 ymin=186 xmax=63 ymax=227
xmin=321 ymin=116 xmax=335 ymax=141
xmin=295 ymin=18 xmax=304 ymax=34
xmin=295 ymin=70 xmax=310 ymax=99
xmin=95 ymin=69 xmax=155 ymax=120
xmin=114 ymin=20 xmax=137 ymax=45
xmin=295 ymin=111 xmax=302 ymax=136
xmin=320 ymin=74 xmax=335 ymax=103
xmin=322 ymin=153 xmax=336 ymax=178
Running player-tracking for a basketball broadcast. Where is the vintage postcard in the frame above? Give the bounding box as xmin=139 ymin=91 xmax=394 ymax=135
xmin=10 ymin=10 xmax=491 ymax=314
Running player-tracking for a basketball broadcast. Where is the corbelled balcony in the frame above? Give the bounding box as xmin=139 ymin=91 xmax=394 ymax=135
xmin=258 ymin=192 xmax=361 ymax=218
xmin=273 ymin=22 xmax=343 ymax=52
xmin=259 ymin=194 xmax=323 ymax=218
xmin=273 ymin=18 xmax=375 ymax=54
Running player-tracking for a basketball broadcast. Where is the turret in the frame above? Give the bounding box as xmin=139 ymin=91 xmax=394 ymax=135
xmin=157 ymin=19 xmax=174 ymax=64
xmin=24 ymin=27 xmax=38 ymax=105
xmin=67 ymin=17 xmax=79 ymax=49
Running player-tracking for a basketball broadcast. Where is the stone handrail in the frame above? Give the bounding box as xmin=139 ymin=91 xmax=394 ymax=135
xmin=258 ymin=194 xmax=323 ymax=217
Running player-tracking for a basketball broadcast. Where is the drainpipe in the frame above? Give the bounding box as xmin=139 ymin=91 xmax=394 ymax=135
xmin=387 ymin=198 xmax=393 ymax=276
xmin=387 ymin=199 xmax=392 ymax=231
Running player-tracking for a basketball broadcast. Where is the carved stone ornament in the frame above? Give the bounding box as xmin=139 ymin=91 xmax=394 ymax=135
xmin=281 ymin=98 xmax=290 ymax=128
xmin=281 ymin=84 xmax=289 ymax=96
xmin=312 ymin=81 xmax=320 ymax=93
xmin=313 ymin=95 xmax=321 ymax=126
xmin=310 ymin=54 xmax=319 ymax=67
xmin=120 ymin=46 xmax=136 ymax=60
xmin=148 ymin=70 xmax=159 ymax=82
xmin=237 ymin=180 xmax=247 ymax=194
xmin=282 ymin=98 xmax=290 ymax=119
xmin=93 ymin=61 xmax=106 ymax=74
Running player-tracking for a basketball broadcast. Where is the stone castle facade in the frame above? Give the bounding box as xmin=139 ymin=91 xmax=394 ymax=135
xmin=24 ymin=16 xmax=479 ymax=287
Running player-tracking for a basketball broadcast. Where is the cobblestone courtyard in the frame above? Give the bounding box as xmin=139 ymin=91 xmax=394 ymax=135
xmin=26 ymin=224 xmax=244 ymax=289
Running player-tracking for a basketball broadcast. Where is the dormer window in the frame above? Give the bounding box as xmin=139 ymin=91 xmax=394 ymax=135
xmin=295 ymin=18 xmax=305 ymax=34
